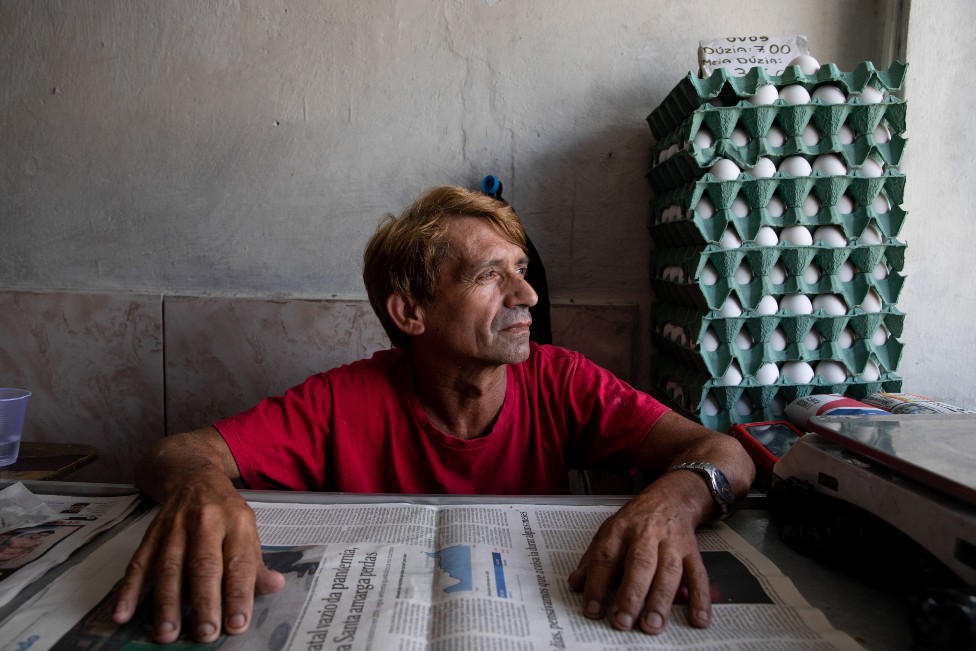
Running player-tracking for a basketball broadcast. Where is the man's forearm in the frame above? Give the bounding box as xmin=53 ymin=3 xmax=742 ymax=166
xmin=134 ymin=427 xmax=241 ymax=503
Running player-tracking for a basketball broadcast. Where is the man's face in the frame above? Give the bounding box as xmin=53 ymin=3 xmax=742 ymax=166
xmin=418 ymin=216 xmax=539 ymax=367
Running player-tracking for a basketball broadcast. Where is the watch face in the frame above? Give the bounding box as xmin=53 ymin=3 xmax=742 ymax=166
xmin=711 ymin=467 xmax=735 ymax=505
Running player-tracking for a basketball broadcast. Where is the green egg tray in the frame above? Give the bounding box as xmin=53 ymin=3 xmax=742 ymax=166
xmin=650 ymin=301 xmax=904 ymax=377
xmin=650 ymin=353 xmax=903 ymax=432
xmin=649 ymin=173 xmax=906 ymax=247
xmin=649 ymin=243 xmax=906 ymax=311
xmin=647 ymin=101 xmax=907 ymax=193
xmin=646 ymin=61 xmax=908 ymax=140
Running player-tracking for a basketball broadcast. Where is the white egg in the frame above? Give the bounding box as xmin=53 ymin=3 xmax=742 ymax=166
xmin=837 ymin=194 xmax=856 ymax=215
xmin=769 ymin=263 xmax=787 ymax=285
xmin=813 ymin=225 xmax=848 ymax=247
xmin=789 ymin=55 xmax=820 ymax=75
xmin=859 ymin=158 xmax=884 ymax=178
xmin=754 ymin=225 xmax=779 ymax=246
xmin=803 ymin=194 xmax=821 ymax=216
xmin=804 ymin=329 xmax=823 ymax=351
xmin=815 ymin=360 xmax=849 ymax=383
xmin=803 ymin=264 xmax=821 ymax=284
xmin=695 ymin=195 xmax=716 ymax=219
xmin=735 ymin=395 xmax=754 ymax=416
xmin=755 ymin=362 xmax=781 ymax=385
xmin=702 ymin=394 xmax=721 ymax=416
xmin=668 ymin=144 xmax=680 ymax=159
xmin=871 ymin=325 xmax=889 ymax=346
xmin=670 ymin=383 xmax=686 ymax=407
xmin=838 ymin=328 xmax=856 ymax=349
xmin=702 ymin=327 xmax=720 ymax=352
xmin=766 ymin=195 xmax=786 ymax=217
xmin=662 ymin=322 xmax=675 ymax=338
xmin=852 ymin=85 xmax=885 ymax=104
xmin=755 ymin=294 xmax=779 ymax=315
xmin=813 ymin=154 xmax=849 ymax=176
xmin=734 ymin=261 xmax=753 ymax=285
xmin=710 ymin=158 xmax=742 ymax=181
xmin=872 ymin=263 xmax=889 ymax=280
xmin=750 ymin=84 xmax=780 ymax=106
xmin=779 ymin=225 xmax=813 ymax=246
xmin=811 ymin=84 xmax=847 ymax=104
xmin=695 ymin=128 xmax=715 ymax=148
xmin=802 ymin=124 xmax=821 ymax=146
xmin=747 ymin=157 xmax=777 ymax=178
xmin=861 ymin=288 xmax=883 ymax=312
xmin=671 ymin=326 xmax=688 ymax=345
xmin=837 ymin=261 xmax=856 ymax=282
xmin=658 ymin=148 xmax=671 ymax=164
xmin=722 ymin=362 xmax=743 ymax=386
xmin=735 ymin=329 xmax=754 ymax=350
xmin=766 ymin=125 xmax=786 ymax=147
xmin=779 ymin=84 xmax=812 ymax=105
xmin=813 ymin=293 xmax=848 ymax=315
xmin=778 ymin=155 xmax=813 ymax=177
xmin=781 ymin=361 xmax=815 ymax=383
xmin=731 ymin=195 xmax=750 ymax=218
xmin=780 ymin=293 xmax=814 ymax=314
xmin=860 ymin=225 xmax=884 ymax=244
xmin=871 ymin=193 xmax=891 ymax=214
xmin=861 ymin=360 xmax=881 ymax=381
xmin=872 ymin=124 xmax=891 ymax=144
xmin=719 ymin=227 xmax=742 ymax=249
xmin=768 ymin=394 xmax=786 ymax=417
xmin=770 ymin=327 xmax=788 ymax=351
xmin=730 ymin=127 xmax=750 ymax=146
xmin=663 ymin=265 xmax=686 ymax=282
xmin=837 ymin=124 xmax=856 ymax=144
xmin=720 ymin=294 xmax=743 ymax=317
xmin=700 ymin=262 xmax=719 ymax=286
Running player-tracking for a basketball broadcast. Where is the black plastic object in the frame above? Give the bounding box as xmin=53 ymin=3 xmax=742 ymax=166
xmin=480 ymin=176 xmax=552 ymax=345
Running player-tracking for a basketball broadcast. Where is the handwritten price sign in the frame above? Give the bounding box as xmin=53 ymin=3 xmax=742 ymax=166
xmin=698 ymin=34 xmax=810 ymax=77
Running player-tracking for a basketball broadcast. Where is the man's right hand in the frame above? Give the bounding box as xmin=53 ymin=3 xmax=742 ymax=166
xmin=111 ymin=429 xmax=285 ymax=644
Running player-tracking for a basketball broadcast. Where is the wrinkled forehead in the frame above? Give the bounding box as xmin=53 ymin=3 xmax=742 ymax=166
xmin=440 ymin=216 xmax=523 ymax=265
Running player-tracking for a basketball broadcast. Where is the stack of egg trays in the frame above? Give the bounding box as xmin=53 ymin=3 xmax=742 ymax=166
xmin=645 ymin=61 xmax=907 ymax=430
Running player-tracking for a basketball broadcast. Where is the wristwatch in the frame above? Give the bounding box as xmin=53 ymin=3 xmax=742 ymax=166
xmin=669 ymin=461 xmax=734 ymax=520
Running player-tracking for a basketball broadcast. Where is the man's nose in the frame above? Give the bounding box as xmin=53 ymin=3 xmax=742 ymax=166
xmin=506 ymin=274 xmax=538 ymax=308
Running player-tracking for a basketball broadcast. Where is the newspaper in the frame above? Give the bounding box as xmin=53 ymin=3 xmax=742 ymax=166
xmin=0 ymin=487 xmax=141 ymax=611
xmin=0 ymin=500 xmax=865 ymax=650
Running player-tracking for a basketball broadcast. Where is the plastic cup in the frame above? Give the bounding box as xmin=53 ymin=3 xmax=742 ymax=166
xmin=0 ymin=389 xmax=31 ymax=467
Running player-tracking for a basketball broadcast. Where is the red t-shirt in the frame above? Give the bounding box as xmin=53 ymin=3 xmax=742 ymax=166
xmin=216 ymin=344 xmax=669 ymax=495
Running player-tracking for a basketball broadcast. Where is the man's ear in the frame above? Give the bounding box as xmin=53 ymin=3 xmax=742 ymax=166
xmin=386 ymin=293 xmax=426 ymax=337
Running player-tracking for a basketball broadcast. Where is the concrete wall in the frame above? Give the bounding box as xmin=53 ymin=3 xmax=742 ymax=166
xmin=899 ymin=0 xmax=976 ymax=405
xmin=3 ymin=0 xmax=972 ymax=481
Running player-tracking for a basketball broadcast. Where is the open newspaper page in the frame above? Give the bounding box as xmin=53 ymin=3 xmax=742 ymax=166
xmin=0 ymin=490 xmax=141 ymax=611
xmin=2 ymin=500 xmax=865 ymax=650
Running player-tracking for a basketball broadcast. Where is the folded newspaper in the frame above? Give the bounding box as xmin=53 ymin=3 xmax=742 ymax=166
xmin=0 ymin=500 xmax=866 ymax=650
xmin=0 ymin=487 xmax=141 ymax=611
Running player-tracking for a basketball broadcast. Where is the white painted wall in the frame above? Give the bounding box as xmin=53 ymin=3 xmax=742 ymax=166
xmin=5 ymin=0 xmax=970 ymax=406
xmin=898 ymin=0 xmax=976 ymax=406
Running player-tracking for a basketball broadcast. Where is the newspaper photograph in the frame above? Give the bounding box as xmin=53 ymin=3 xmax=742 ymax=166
xmin=0 ymin=486 xmax=141 ymax=611
xmin=1 ymin=501 xmax=866 ymax=651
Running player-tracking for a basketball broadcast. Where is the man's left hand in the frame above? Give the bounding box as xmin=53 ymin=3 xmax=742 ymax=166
xmin=568 ymin=472 xmax=713 ymax=634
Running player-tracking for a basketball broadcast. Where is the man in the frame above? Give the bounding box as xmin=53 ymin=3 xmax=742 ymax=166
xmin=112 ymin=185 xmax=754 ymax=644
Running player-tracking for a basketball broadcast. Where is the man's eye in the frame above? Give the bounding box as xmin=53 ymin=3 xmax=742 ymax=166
xmin=516 ymin=266 xmax=527 ymax=276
